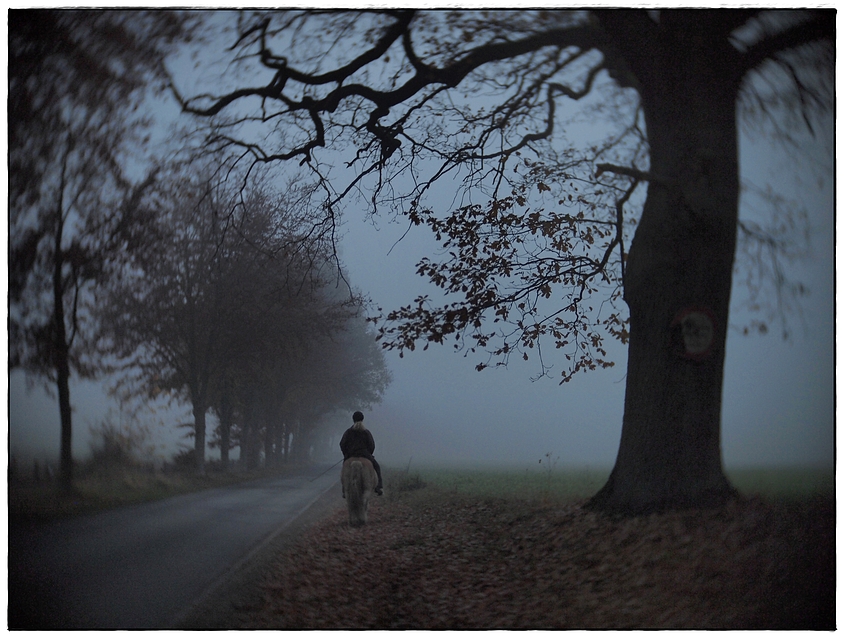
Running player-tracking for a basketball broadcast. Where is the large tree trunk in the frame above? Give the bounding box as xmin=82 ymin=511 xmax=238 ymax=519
xmin=263 ymin=420 xmax=275 ymax=468
xmin=218 ymin=389 xmax=233 ymax=471
xmin=53 ymin=208 xmax=74 ymax=493
xmin=280 ymin=418 xmax=290 ymax=463
xmin=241 ymin=404 xmax=260 ymax=470
xmin=261 ymin=399 xmax=277 ymax=468
xmin=589 ymin=20 xmax=741 ymax=513
xmin=55 ymin=320 xmax=74 ymax=492
xmin=193 ymin=400 xmax=207 ymax=474
xmin=266 ymin=414 xmax=286 ymax=468
xmin=56 ymin=355 xmax=73 ymax=492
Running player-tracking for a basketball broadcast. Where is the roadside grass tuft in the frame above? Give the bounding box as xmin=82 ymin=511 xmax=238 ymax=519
xmin=388 ymin=471 xmax=427 ymax=496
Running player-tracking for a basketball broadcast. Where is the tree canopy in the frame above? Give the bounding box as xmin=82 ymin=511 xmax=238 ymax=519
xmin=9 ymin=9 xmax=191 ymax=488
xmin=98 ymin=161 xmax=389 ymax=470
xmin=177 ymin=9 xmax=832 ymax=380
xmin=8 ymin=9 xmax=391 ymax=481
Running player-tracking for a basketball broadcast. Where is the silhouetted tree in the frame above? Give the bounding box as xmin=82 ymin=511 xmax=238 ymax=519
xmin=9 ymin=9 xmax=188 ymax=490
xmin=177 ymin=10 xmax=833 ymax=512
xmin=213 ymin=291 xmax=389 ymax=468
xmin=206 ymin=181 xmax=366 ymax=469
xmin=101 ymin=162 xmax=357 ymax=472
xmin=281 ymin=311 xmax=392 ymax=460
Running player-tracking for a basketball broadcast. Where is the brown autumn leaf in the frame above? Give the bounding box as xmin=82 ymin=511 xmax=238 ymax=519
xmin=234 ymin=488 xmax=833 ymax=630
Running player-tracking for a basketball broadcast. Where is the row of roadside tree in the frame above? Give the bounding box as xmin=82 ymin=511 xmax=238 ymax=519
xmin=9 ymin=10 xmax=390 ymax=487
xmin=99 ymin=160 xmax=391 ymax=473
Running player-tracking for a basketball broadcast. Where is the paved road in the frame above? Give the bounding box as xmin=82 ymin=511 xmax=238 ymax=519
xmin=8 ymin=467 xmax=339 ymax=629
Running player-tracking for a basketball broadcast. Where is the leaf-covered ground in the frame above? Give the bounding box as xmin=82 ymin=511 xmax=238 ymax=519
xmin=237 ymin=486 xmax=834 ymax=629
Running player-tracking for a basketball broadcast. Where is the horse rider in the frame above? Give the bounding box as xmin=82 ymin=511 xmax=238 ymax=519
xmin=340 ymin=411 xmax=384 ymax=496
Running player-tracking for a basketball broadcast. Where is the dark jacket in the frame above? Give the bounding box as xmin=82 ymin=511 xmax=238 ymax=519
xmin=340 ymin=425 xmax=375 ymax=460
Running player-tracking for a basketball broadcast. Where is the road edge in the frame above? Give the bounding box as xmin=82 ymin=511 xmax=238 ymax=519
xmin=170 ymin=478 xmax=343 ymax=629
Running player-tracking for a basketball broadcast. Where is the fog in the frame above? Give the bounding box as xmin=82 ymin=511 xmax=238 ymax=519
xmin=9 ymin=115 xmax=834 ymax=474
xmin=337 ymin=120 xmax=835 ymax=470
xmin=7 ymin=13 xmax=835 ymax=476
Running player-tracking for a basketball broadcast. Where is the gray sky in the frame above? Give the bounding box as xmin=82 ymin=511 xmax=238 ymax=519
xmin=7 ymin=11 xmax=836 ymax=473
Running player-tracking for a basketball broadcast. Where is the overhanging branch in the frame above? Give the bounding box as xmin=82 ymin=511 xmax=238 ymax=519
xmin=739 ymin=11 xmax=834 ymax=76
xmin=595 ymin=163 xmax=655 ymax=183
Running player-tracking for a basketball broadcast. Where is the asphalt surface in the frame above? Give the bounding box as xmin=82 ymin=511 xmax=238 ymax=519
xmin=8 ymin=467 xmax=340 ymax=629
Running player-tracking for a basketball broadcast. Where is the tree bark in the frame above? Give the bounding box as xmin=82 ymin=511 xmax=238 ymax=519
xmin=192 ymin=400 xmax=207 ymax=474
xmin=263 ymin=419 xmax=275 ymax=468
xmin=218 ymin=390 xmax=233 ymax=471
xmin=280 ymin=418 xmax=290 ymax=463
xmin=289 ymin=418 xmax=305 ymax=462
xmin=588 ymin=16 xmax=742 ymax=513
xmin=54 ymin=270 xmax=74 ymax=493
xmin=56 ymin=351 xmax=73 ymax=491
xmin=52 ymin=202 xmax=74 ymax=493
xmin=241 ymin=404 xmax=260 ymax=470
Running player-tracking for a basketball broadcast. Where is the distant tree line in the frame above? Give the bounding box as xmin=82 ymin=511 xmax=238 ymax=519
xmin=99 ymin=160 xmax=391 ymax=473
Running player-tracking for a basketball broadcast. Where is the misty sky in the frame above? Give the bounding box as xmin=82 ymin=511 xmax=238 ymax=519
xmin=7 ymin=11 xmax=836 ymax=472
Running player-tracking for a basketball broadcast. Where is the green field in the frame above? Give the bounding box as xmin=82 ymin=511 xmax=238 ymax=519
xmin=725 ymin=467 xmax=834 ymax=499
xmin=386 ymin=464 xmax=834 ymax=503
xmin=11 ymin=462 xmax=833 ymax=523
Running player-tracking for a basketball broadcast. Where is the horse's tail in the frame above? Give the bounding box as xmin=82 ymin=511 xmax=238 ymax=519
xmin=348 ymin=460 xmax=366 ymax=526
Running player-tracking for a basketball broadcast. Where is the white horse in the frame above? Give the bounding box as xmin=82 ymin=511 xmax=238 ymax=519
xmin=341 ymin=457 xmax=378 ymax=526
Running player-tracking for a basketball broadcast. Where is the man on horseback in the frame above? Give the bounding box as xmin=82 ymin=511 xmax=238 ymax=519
xmin=340 ymin=411 xmax=383 ymax=496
